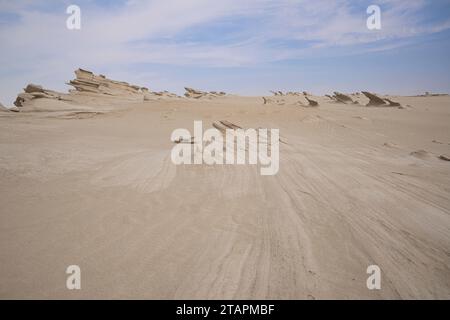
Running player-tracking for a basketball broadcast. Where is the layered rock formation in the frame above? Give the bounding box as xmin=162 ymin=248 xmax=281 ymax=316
xmin=332 ymin=92 xmax=354 ymax=104
xmin=264 ymin=90 xmax=320 ymax=107
xmin=13 ymin=69 xmax=169 ymax=110
xmin=305 ymin=96 xmax=319 ymax=107
xmin=262 ymin=96 xmax=287 ymax=106
xmin=68 ymin=69 xmax=145 ymax=97
xmin=69 ymin=69 xmax=179 ymax=100
xmin=142 ymin=88 xmax=180 ymax=100
xmin=361 ymin=91 xmax=401 ymax=107
xmin=270 ymin=91 xmax=306 ymax=97
xmin=14 ymin=84 xmax=65 ymax=107
xmin=270 ymin=91 xmax=284 ymax=96
xmin=362 ymin=91 xmax=386 ymax=106
xmin=184 ymin=87 xmax=226 ymax=99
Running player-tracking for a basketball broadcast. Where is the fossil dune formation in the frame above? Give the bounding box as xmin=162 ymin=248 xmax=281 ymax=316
xmin=361 ymin=91 xmax=403 ymax=107
xmin=0 ymin=69 xmax=449 ymax=299
xmin=304 ymin=96 xmax=319 ymax=107
xmin=333 ymin=92 xmax=354 ymax=104
xmin=184 ymin=87 xmax=227 ymax=99
xmin=12 ymin=69 xmax=182 ymax=112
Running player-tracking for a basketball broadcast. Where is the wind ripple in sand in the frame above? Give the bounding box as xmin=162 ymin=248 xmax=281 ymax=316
xmin=410 ymin=150 xmax=435 ymax=161
xmin=91 ymin=150 xmax=176 ymax=193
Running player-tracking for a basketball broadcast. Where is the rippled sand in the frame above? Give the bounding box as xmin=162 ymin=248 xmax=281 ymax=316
xmin=0 ymin=94 xmax=449 ymax=299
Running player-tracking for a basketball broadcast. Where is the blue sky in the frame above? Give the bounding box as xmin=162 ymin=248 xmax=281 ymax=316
xmin=1 ymin=0 xmax=450 ymax=104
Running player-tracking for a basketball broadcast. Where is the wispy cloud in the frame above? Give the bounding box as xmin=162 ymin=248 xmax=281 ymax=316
xmin=0 ymin=0 xmax=449 ymax=103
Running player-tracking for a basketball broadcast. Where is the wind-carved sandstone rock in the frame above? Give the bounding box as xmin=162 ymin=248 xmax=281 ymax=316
xmin=361 ymin=91 xmax=401 ymax=107
xmin=13 ymin=69 xmax=160 ymax=109
xmin=184 ymin=87 xmax=226 ymax=99
xmin=14 ymin=84 xmax=64 ymax=107
xmin=333 ymin=92 xmax=354 ymax=104
xmin=142 ymin=87 xmax=180 ymax=100
xmin=305 ymin=96 xmax=319 ymax=107
xmin=270 ymin=91 xmax=306 ymax=97
xmin=361 ymin=91 xmax=386 ymax=106
xmin=68 ymin=69 xmax=144 ymax=97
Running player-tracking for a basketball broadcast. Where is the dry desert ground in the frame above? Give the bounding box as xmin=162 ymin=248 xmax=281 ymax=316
xmin=0 ymin=71 xmax=449 ymax=299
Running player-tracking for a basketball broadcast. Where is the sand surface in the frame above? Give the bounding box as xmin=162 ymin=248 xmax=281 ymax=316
xmin=0 ymin=95 xmax=449 ymax=299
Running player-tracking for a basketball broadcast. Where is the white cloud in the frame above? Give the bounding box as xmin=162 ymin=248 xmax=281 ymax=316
xmin=0 ymin=0 xmax=449 ymax=103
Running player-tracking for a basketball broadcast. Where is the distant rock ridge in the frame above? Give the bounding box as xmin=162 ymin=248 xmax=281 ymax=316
xmin=332 ymin=92 xmax=354 ymax=104
xmin=263 ymin=91 xmax=319 ymax=107
xmin=142 ymin=88 xmax=181 ymax=100
xmin=10 ymin=68 xmax=406 ymax=113
xmin=270 ymin=91 xmax=307 ymax=97
xmin=270 ymin=91 xmax=284 ymax=96
xmin=421 ymin=92 xmax=449 ymax=97
xmin=184 ymin=87 xmax=226 ymax=99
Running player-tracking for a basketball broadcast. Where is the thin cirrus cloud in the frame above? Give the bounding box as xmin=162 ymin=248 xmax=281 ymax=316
xmin=0 ymin=0 xmax=449 ymax=103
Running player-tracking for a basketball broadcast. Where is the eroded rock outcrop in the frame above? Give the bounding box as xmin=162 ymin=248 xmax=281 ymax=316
xmin=142 ymin=88 xmax=180 ymax=100
xmin=68 ymin=69 xmax=144 ymax=97
xmin=12 ymin=68 xmax=197 ymax=112
xmin=264 ymin=90 xmax=320 ymax=107
xmin=361 ymin=91 xmax=401 ymax=107
xmin=13 ymin=69 xmax=162 ymax=110
xmin=262 ymin=96 xmax=286 ymax=106
xmin=305 ymin=96 xmax=319 ymax=107
xmin=333 ymin=92 xmax=354 ymax=104
xmin=184 ymin=87 xmax=206 ymax=98
xmin=270 ymin=91 xmax=284 ymax=96
xmin=361 ymin=91 xmax=386 ymax=106
xmin=184 ymin=87 xmax=226 ymax=99
xmin=270 ymin=91 xmax=307 ymax=97
xmin=14 ymin=84 xmax=64 ymax=107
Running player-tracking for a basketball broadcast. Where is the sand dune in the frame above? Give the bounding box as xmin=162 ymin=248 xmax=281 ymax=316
xmin=0 ymin=71 xmax=449 ymax=299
